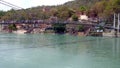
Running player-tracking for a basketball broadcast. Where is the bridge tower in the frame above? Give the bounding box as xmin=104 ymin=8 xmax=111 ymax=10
xmin=113 ymin=13 xmax=120 ymax=37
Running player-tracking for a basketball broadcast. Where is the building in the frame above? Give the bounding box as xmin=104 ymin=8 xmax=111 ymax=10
xmin=79 ymin=14 xmax=88 ymax=21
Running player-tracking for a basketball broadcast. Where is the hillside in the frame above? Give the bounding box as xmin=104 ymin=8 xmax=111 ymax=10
xmin=64 ymin=0 xmax=102 ymax=8
xmin=0 ymin=0 xmax=120 ymax=22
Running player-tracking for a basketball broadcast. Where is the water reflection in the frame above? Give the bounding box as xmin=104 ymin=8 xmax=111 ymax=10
xmin=112 ymin=38 xmax=120 ymax=58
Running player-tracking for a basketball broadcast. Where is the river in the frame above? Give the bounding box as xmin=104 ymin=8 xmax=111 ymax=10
xmin=0 ymin=33 xmax=120 ymax=68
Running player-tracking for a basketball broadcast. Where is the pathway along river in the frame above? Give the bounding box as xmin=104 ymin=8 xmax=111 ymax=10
xmin=0 ymin=33 xmax=120 ymax=68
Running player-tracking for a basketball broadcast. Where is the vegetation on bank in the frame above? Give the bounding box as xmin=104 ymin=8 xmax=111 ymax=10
xmin=78 ymin=25 xmax=84 ymax=32
xmin=8 ymin=24 xmax=17 ymax=31
xmin=0 ymin=0 xmax=119 ymax=24
xmin=52 ymin=23 xmax=66 ymax=33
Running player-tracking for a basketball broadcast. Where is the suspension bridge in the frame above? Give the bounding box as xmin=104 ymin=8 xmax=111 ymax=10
xmin=0 ymin=0 xmax=97 ymax=27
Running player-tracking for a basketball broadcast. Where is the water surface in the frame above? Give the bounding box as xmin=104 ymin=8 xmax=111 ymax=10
xmin=0 ymin=33 xmax=120 ymax=68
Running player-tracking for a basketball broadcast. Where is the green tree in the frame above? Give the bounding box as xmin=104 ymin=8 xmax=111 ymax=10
xmin=78 ymin=25 xmax=84 ymax=32
xmin=52 ymin=23 xmax=66 ymax=33
xmin=50 ymin=8 xmax=58 ymax=16
xmin=1 ymin=9 xmax=18 ymax=20
xmin=0 ymin=10 xmax=6 ymax=20
xmin=103 ymin=0 xmax=120 ymax=22
xmin=57 ymin=6 xmax=74 ymax=20
xmin=79 ymin=6 xmax=87 ymax=12
xmin=104 ymin=0 xmax=120 ymax=15
xmin=72 ymin=14 xmax=78 ymax=21
xmin=0 ymin=11 xmax=5 ymax=16
xmin=91 ymin=1 xmax=107 ymax=17
xmin=8 ymin=24 xmax=17 ymax=31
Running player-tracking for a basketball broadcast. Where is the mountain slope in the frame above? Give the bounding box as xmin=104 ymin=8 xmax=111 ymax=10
xmin=64 ymin=0 xmax=103 ymax=8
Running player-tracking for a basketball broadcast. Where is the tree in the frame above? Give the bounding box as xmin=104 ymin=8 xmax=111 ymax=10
xmin=91 ymin=1 xmax=107 ymax=17
xmin=52 ymin=23 xmax=66 ymax=33
xmin=90 ymin=0 xmax=120 ymax=23
xmin=79 ymin=6 xmax=87 ymax=12
xmin=56 ymin=6 xmax=74 ymax=20
xmin=79 ymin=6 xmax=88 ymax=14
xmin=0 ymin=10 xmax=5 ymax=17
xmin=103 ymin=0 xmax=120 ymax=22
xmin=72 ymin=14 xmax=78 ymax=21
xmin=50 ymin=8 xmax=58 ymax=16
xmin=0 ymin=10 xmax=6 ymax=20
xmin=78 ymin=25 xmax=84 ymax=32
xmin=104 ymin=0 xmax=120 ymax=15
xmin=8 ymin=24 xmax=17 ymax=31
xmin=0 ymin=9 xmax=19 ymax=20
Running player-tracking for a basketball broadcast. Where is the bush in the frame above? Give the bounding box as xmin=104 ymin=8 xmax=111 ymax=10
xmin=72 ymin=15 xmax=78 ymax=21
xmin=52 ymin=23 xmax=66 ymax=33
xmin=8 ymin=24 xmax=17 ymax=31
xmin=78 ymin=25 xmax=84 ymax=32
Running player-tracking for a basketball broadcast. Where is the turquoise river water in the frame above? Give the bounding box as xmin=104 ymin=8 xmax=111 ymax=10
xmin=0 ymin=33 xmax=120 ymax=68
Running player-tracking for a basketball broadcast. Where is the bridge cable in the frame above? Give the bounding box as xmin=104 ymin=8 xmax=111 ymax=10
xmin=0 ymin=0 xmax=23 ymax=10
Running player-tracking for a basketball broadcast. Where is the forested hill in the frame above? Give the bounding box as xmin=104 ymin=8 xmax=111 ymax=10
xmin=64 ymin=0 xmax=102 ymax=7
xmin=0 ymin=0 xmax=120 ymax=22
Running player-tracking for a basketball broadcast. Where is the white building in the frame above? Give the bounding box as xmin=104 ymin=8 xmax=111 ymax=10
xmin=79 ymin=15 xmax=88 ymax=22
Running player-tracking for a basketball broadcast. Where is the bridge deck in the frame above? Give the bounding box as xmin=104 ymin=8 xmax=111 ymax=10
xmin=0 ymin=21 xmax=97 ymax=26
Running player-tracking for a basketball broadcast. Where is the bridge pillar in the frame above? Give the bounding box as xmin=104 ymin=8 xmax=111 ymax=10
xmin=0 ymin=24 xmax=3 ymax=31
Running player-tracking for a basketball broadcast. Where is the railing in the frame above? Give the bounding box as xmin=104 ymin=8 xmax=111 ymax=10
xmin=0 ymin=20 xmax=95 ymax=25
